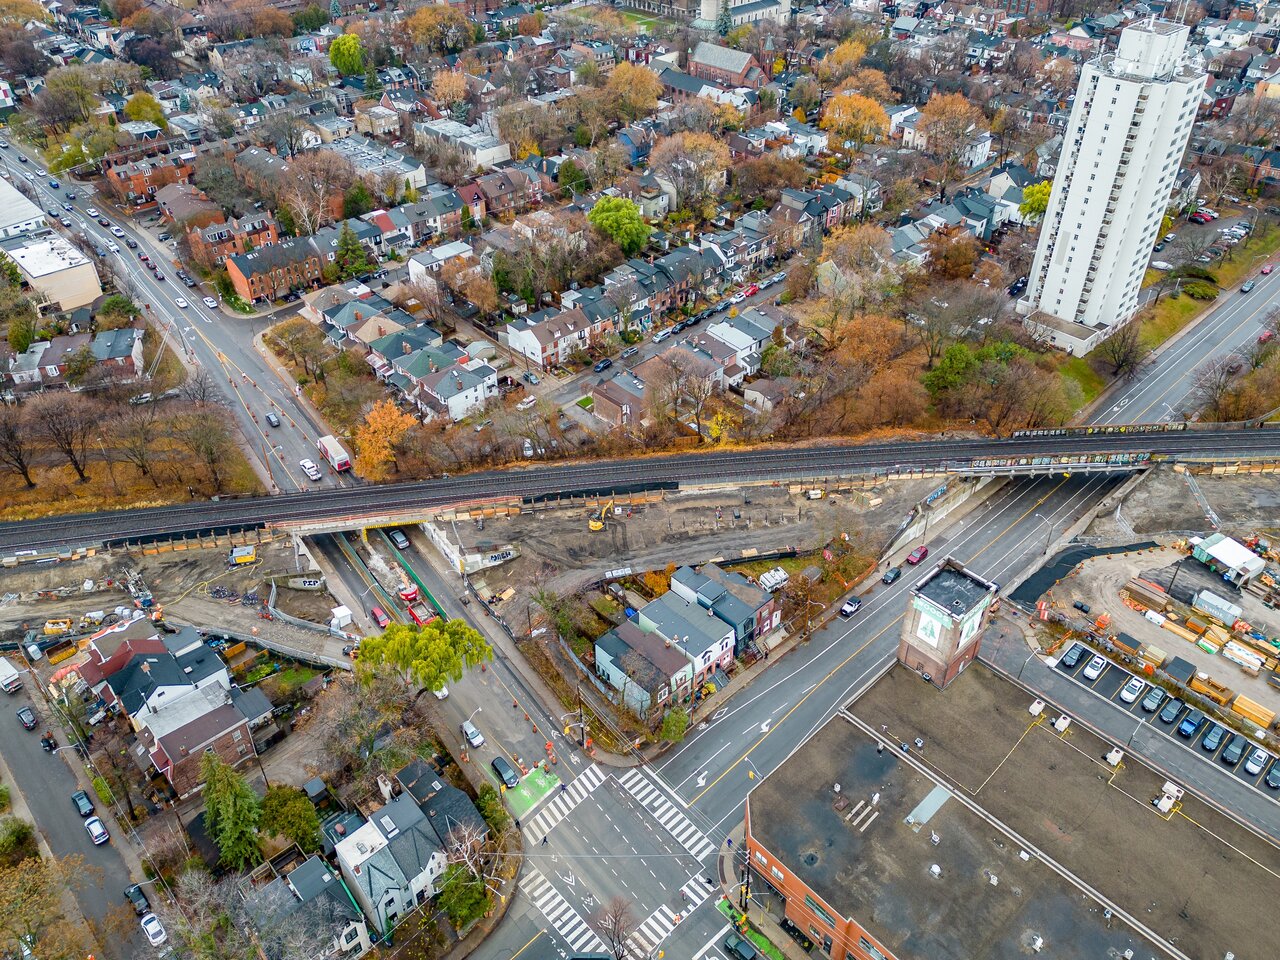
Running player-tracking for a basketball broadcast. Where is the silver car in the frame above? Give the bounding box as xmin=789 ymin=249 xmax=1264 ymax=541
xmin=461 ymin=720 xmax=485 ymax=748
xmin=1245 ymin=747 xmax=1271 ymax=776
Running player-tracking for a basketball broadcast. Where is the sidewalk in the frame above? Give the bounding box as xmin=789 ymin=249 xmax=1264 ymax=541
xmin=714 ymin=822 xmax=811 ymax=960
xmin=253 ymin=330 xmax=333 ymax=441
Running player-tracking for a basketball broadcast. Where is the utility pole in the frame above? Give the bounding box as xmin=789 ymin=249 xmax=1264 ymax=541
xmin=576 ymin=684 xmax=587 ymax=748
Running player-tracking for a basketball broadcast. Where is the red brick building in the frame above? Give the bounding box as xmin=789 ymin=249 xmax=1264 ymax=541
xmin=149 ymin=702 xmax=255 ymax=799
xmin=226 ymin=237 xmax=325 ymax=303
xmin=687 ymin=41 xmax=766 ymax=89
xmin=188 ymin=214 xmax=280 ymax=267
xmin=104 ymin=153 xmax=195 ymax=206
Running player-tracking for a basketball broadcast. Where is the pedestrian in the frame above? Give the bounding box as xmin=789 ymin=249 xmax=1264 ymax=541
xmin=542 ymin=836 xmax=548 ymax=846
xmin=726 ymin=838 xmax=732 ymax=849
xmin=561 ymin=782 xmax=568 ymax=794
xmin=515 ymin=818 xmax=521 ymax=830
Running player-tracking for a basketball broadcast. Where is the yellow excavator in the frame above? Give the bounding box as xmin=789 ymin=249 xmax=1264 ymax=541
xmin=588 ymin=499 xmax=614 ymax=532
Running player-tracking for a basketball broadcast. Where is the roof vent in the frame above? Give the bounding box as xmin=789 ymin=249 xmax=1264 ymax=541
xmin=929 ymin=864 xmax=942 ymax=879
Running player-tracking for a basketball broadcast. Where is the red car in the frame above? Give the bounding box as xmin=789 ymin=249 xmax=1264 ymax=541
xmin=744 ymin=283 xmax=759 ymax=296
xmin=1189 ymin=213 xmax=1212 ymax=224
xmin=1260 ymin=330 xmax=1275 ymax=345
xmin=370 ymin=606 xmax=390 ymax=628
xmin=907 ymin=545 xmax=930 ymax=565
xmin=1263 ymin=264 xmax=1274 ymax=275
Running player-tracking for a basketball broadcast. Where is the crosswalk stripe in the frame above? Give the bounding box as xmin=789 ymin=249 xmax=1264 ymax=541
xmin=615 ymin=769 xmax=717 ymax=861
xmin=520 ymin=867 xmax=605 ymax=954
xmin=524 ymin=765 xmax=605 ymax=839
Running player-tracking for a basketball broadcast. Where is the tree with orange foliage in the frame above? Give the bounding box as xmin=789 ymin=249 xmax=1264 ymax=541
xmin=432 ymin=70 xmax=468 ymax=111
xmin=820 ymin=91 xmax=888 ymax=156
xmin=251 ymin=6 xmax=293 ymax=37
xmin=406 ymin=4 xmax=470 ymax=54
xmin=604 ymin=62 xmax=662 ymax=121
xmin=922 ymin=231 xmax=981 ymax=281
xmin=817 ymin=38 xmax=866 ymax=88
xmin=517 ymin=12 xmax=543 ymax=35
xmin=354 ymin=398 xmax=417 ymax=481
xmin=917 ymin=92 xmax=987 ymax=197
xmin=836 ymin=68 xmax=891 ymax=104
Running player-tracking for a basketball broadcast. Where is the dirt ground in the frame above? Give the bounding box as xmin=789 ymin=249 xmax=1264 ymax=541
xmin=467 ymin=478 xmax=935 ymax=614
xmin=1050 ymin=544 xmax=1280 ymax=712
xmin=1088 ymin=466 xmax=1280 ymax=540
xmin=0 ymin=538 xmax=339 ymax=643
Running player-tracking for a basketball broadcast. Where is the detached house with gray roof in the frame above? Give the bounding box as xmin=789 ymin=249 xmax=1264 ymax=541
xmin=670 ymin=562 xmax=780 ymax=652
xmin=334 ymin=793 xmax=448 ymax=936
xmin=241 ymin=855 xmax=372 ymax=960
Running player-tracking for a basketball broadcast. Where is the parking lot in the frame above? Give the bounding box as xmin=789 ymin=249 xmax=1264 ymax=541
xmin=1056 ymin=643 xmax=1280 ymax=796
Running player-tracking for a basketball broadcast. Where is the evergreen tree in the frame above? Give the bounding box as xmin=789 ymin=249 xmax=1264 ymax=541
xmin=364 ymin=64 xmax=382 ymax=95
xmin=334 ymin=221 xmax=371 ymax=279
xmin=330 ymin=0 xmax=340 ymax=20
xmin=716 ymin=0 xmax=732 ymax=38
xmin=200 ymin=753 xmax=261 ymax=870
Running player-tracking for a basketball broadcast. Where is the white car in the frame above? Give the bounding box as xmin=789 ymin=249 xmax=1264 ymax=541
xmin=1245 ymin=747 xmax=1271 ymax=776
xmin=140 ymin=913 xmax=167 ymax=946
xmin=203 ymin=296 xmax=218 ymax=309
xmin=516 ymin=396 xmax=537 ymax=411
xmin=109 ymin=225 xmax=124 ymax=237
xmin=107 ymin=241 xmax=119 ymax=252
xmin=85 ymin=207 xmax=99 ymax=217
xmin=85 ymin=816 xmax=109 ymax=845
xmin=434 ymin=686 xmax=449 ymax=700
xmin=299 ymin=458 xmax=322 ymax=481
xmin=1119 ymin=676 xmax=1145 ymax=703
xmin=174 ymin=297 xmax=189 ymax=308
xmin=1082 ymin=655 xmax=1106 ymax=681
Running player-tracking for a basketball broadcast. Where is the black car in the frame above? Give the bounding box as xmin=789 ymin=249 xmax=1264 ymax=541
xmin=1201 ymin=723 xmax=1227 ymax=752
xmin=265 ymin=412 xmax=280 ymax=428
xmin=1221 ymin=734 xmax=1247 ymax=766
xmin=1266 ymin=762 xmax=1280 ymax=790
xmin=1157 ymin=698 xmax=1183 ymax=724
xmin=125 ymin=238 xmax=138 ymax=249
xmin=16 ymin=706 xmax=36 ymax=730
xmin=491 ymin=755 xmax=520 ymax=788
xmin=1060 ymin=644 xmax=1085 ymax=669
xmin=71 ymin=790 xmax=94 ymax=817
xmin=882 ymin=566 xmax=902 ymax=585
xmin=593 ymin=358 xmax=613 ymax=372
xmin=124 ymin=884 xmax=151 ymax=915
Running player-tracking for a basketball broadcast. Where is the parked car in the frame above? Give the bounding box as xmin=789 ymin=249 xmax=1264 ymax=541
xmin=124 ymin=884 xmax=150 ymax=916
xmin=620 ymin=346 xmax=639 ymax=360
xmin=839 ymin=598 xmax=862 ymax=618
xmin=84 ymin=816 xmax=109 ymax=845
xmin=882 ymin=566 xmax=902 ymax=585
xmin=1245 ymin=747 xmax=1271 ymax=776
xmin=388 ymin=529 xmax=410 ymax=550
xmin=1259 ymin=330 xmax=1275 ymax=344
xmin=16 ymin=706 xmax=36 ymax=730
xmin=906 ymin=545 xmax=929 ymax=565
xmin=593 ymin=358 xmax=613 ymax=372
xmin=140 ymin=913 xmax=167 ymax=946
xmin=1060 ymin=644 xmax=1085 ymax=669
xmin=1177 ymin=708 xmax=1205 ymax=738
xmin=71 ymin=790 xmax=94 ymax=817
xmin=1140 ymin=687 xmax=1165 ymax=713
xmin=1119 ymin=676 xmax=1145 ymax=703
xmin=744 ymin=283 xmax=759 ymax=297
xmin=1082 ymin=656 xmax=1106 ymax=681
xmin=1201 ymin=723 xmax=1227 ymax=753
xmin=1266 ymin=763 xmax=1280 ymax=790
xmin=264 ymin=412 xmax=280 ymax=428
xmin=491 ymin=755 xmax=520 ymax=788
xmin=1221 ymin=734 xmax=1247 ymax=766
xmin=1157 ymin=698 xmax=1184 ymax=724
xmin=516 ymin=396 xmax=538 ymax=411
xmin=370 ymin=607 xmax=390 ymax=628
xmin=461 ymin=720 xmax=485 ymax=748
xmin=522 ymin=372 xmax=540 ymax=385
xmin=653 ymin=329 xmax=672 ymax=343
xmin=299 ymin=458 xmax=322 ymax=481
xmin=723 ymin=933 xmax=758 ymax=960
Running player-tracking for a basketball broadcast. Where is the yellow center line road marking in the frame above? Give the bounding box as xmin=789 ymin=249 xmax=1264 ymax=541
xmin=689 ymin=477 xmax=1070 ymax=807
xmin=510 ymin=929 xmax=547 ymax=959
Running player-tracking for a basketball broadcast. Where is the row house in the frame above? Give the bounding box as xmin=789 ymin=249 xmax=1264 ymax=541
xmin=385 ymin=188 xmax=466 ymax=245
xmin=770 ymin=184 xmax=857 ymax=249
xmin=414 ymin=118 xmax=511 ymax=169
xmin=226 ymin=238 xmax=325 ymax=303
xmin=371 ymin=334 xmax=495 ymax=422
xmin=670 ymin=562 xmax=781 ymax=653
xmin=594 ymin=620 xmax=694 ymax=719
xmin=188 ymin=214 xmax=280 ymax=267
xmin=473 ymin=168 xmax=543 ymax=219
xmin=103 ymin=151 xmax=196 ymax=205
xmin=6 ymin=328 xmax=143 ymax=391
xmin=636 ymin=592 xmax=735 ymax=688
xmin=505 ymin=304 xmax=619 ymax=368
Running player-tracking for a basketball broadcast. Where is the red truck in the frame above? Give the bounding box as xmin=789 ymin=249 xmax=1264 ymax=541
xmin=407 ymin=600 xmax=437 ymax=625
xmin=317 ymin=435 xmax=351 ymax=472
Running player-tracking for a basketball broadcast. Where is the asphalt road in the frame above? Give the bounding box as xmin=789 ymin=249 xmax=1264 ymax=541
xmin=0 ymin=685 xmax=146 ymax=958
xmin=0 ymin=145 xmax=328 ymax=494
xmin=1090 ymin=241 xmax=1280 ymax=426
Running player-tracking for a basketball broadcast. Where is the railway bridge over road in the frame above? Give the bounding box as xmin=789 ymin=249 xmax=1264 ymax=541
xmin=2 ymin=425 xmax=1277 ymax=556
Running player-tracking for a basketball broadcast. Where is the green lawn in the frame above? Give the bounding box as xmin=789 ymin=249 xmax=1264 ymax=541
xmin=1057 ymin=354 xmax=1108 ymax=405
xmin=576 ymin=396 xmax=594 ymax=411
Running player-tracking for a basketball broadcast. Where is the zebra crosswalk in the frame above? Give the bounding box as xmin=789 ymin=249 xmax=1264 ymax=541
xmin=625 ymin=877 xmax=715 ymax=956
xmin=617 ymin=768 xmax=718 ymax=861
xmin=520 ymin=867 xmax=605 ymax=955
xmin=524 ymin=764 xmax=605 ymax=839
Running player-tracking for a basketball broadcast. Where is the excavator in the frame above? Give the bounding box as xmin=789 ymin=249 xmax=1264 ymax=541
xmin=588 ymin=499 xmax=614 ymax=532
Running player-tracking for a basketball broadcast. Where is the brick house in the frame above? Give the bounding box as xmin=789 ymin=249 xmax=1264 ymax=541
xmin=154 ymin=183 xmax=222 ymax=227
xmin=226 ymin=237 xmax=325 ymax=302
xmin=688 ymin=41 xmax=766 ymax=89
xmin=147 ymin=698 xmax=255 ymax=799
xmin=188 ymin=214 xmax=280 ymax=267
xmin=475 ymin=168 xmax=542 ymax=219
xmin=104 ymin=152 xmax=196 ymax=205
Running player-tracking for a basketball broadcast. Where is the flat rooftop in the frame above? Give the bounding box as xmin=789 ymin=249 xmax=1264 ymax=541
xmin=758 ymin=662 xmax=1280 ymax=960
xmin=913 ymin=560 xmax=991 ymax=617
xmin=8 ymin=235 xmax=90 ymax=277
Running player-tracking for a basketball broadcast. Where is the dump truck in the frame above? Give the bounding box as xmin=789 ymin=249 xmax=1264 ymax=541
xmin=317 ymin=435 xmax=352 ymax=472
xmin=407 ymin=600 xmax=436 ymax=626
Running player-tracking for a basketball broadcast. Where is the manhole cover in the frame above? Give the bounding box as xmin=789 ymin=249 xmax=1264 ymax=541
xmin=803 ymin=851 xmax=818 ymax=866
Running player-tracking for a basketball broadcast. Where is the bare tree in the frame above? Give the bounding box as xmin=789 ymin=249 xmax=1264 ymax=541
xmin=1095 ymin=323 xmax=1147 ymax=379
xmin=179 ymin=367 xmax=222 ymax=407
xmin=174 ymin=411 xmax=234 ymax=492
xmin=109 ymin=404 xmax=163 ymax=485
xmin=1193 ymin=354 xmax=1240 ymax=419
xmin=29 ymin=393 xmax=96 ymax=482
xmin=592 ymin=895 xmax=638 ymax=960
xmin=0 ymin=404 xmax=38 ymax=488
